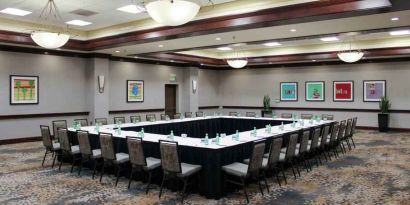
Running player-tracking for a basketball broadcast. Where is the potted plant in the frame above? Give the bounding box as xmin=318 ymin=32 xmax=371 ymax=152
xmin=262 ymin=95 xmax=271 ymax=117
xmin=378 ymin=96 xmax=391 ymax=132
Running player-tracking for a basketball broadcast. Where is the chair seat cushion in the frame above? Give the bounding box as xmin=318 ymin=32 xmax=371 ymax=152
xmin=177 ymin=163 xmax=202 ymax=177
xmin=243 ymin=158 xmax=268 ymax=169
xmin=53 ymin=143 xmax=60 ymax=150
xmin=222 ymin=162 xmax=248 ymax=177
xmin=71 ymin=145 xmax=80 ymax=154
xmin=144 ymin=157 xmax=161 ymax=171
xmin=115 ymin=153 xmax=129 ymax=164
xmin=278 ymin=153 xmax=286 ymax=162
xmin=92 ymin=149 xmax=101 ymax=158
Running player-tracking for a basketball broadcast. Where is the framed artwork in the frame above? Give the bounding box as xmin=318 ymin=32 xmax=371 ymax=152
xmin=363 ymin=80 xmax=386 ymax=102
xmin=305 ymin=81 xmax=325 ymax=101
xmin=333 ymin=81 xmax=354 ymax=102
xmin=127 ymin=80 xmax=144 ymax=102
xmin=10 ymin=75 xmax=39 ymax=105
xmin=280 ymin=82 xmax=298 ymax=101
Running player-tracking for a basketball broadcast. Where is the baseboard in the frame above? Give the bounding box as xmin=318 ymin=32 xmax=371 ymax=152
xmin=0 ymin=136 xmax=42 ymax=145
xmin=357 ymin=126 xmax=410 ymax=132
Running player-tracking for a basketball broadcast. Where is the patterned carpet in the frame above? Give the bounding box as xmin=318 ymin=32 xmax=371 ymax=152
xmin=0 ymin=130 xmax=409 ymax=205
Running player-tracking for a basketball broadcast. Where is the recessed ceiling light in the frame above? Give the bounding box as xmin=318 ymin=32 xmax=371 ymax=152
xmin=0 ymin=8 xmax=31 ymax=16
xmin=269 ymin=62 xmax=273 ymax=64
xmin=66 ymin=20 xmax=92 ymax=26
xmin=320 ymin=37 xmax=339 ymax=42
xmin=117 ymin=5 xmax=144 ymax=14
xmin=115 ymin=50 xmax=120 ymax=53
xmin=290 ymin=29 xmax=296 ymax=32
xmin=312 ymin=60 xmax=317 ymax=62
xmin=170 ymin=60 xmax=175 ymax=62
xmin=391 ymin=17 xmax=399 ymax=21
xmin=200 ymin=63 xmax=204 ymax=65
xmin=217 ymin=47 xmax=232 ymax=51
xmin=215 ymin=37 xmax=221 ymax=41
xmin=263 ymin=42 xmax=281 ymax=47
xmin=134 ymin=56 xmax=139 ymax=58
xmin=158 ymin=44 xmax=164 ymax=48
xmin=233 ymin=43 xmax=245 ymax=47
xmin=389 ymin=30 xmax=410 ymax=36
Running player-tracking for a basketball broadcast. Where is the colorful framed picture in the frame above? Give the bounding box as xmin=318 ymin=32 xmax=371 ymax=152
xmin=333 ymin=81 xmax=354 ymax=102
xmin=305 ymin=81 xmax=325 ymax=101
xmin=127 ymin=80 xmax=144 ymax=102
xmin=10 ymin=75 xmax=39 ymax=105
xmin=363 ymin=80 xmax=386 ymax=102
xmin=280 ymin=82 xmax=298 ymax=101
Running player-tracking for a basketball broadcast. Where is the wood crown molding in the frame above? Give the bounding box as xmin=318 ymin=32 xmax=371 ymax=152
xmin=222 ymin=106 xmax=410 ymax=114
xmin=0 ymin=112 xmax=89 ymax=120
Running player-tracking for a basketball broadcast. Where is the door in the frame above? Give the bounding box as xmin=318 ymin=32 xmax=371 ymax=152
xmin=165 ymin=84 xmax=177 ymax=119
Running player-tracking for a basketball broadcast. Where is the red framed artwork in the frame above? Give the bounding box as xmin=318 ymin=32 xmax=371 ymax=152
xmin=333 ymin=81 xmax=354 ymax=102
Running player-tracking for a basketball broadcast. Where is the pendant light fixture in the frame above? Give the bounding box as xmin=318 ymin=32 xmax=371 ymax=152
xmin=145 ymin=0 xmax=211 ymax=26
xmin=337 ymin=34 xmax=364 ymax=63
xmin=31 ymin=0 xmax=70 ymax=49
xmin=226 ymin=37 xmax=248 ymax=69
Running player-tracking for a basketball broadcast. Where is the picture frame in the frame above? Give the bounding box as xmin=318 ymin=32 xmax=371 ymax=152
xmin=280 ymin=82 xmax=298 ymax=101
xmin=10 ymin=75 xmax=39 ymax=105
xmin=363 ymin=80 xmax=386 ymax=102
xmin=127 ymin=80 xmax=144 ymax=102
xmin=333 ymin=81 xmax=354 ymax=102
xmin=305 ymin=81 xmax=325 ymax=101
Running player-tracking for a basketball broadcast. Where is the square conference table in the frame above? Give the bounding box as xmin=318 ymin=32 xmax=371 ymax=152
xmin=68 ymin=116 xmax=332 ymax=199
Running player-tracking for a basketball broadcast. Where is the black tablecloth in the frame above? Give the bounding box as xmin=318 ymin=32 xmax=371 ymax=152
xmin=68 ymin=118 xmax=303 ymax=199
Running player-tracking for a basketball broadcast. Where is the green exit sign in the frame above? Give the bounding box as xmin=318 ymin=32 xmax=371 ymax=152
xmin=170 ymin=74 xmax=177 ymax=82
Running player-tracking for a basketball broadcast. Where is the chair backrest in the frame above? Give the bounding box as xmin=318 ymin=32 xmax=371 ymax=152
xmin=130 ymin=115 xmax=141 ymax=123
xmin=99 ymin=133 xmax=115 ymax=160
xmin=127 ymin=136 xmax=147 ymax=166
xmin=266 ymin=137 xmax=283 ymax=168
xmin=351 ymin=117 xmax=358 ymax=136
xmin=146 ymin=114 xmax=156 ymax=121
xmin=322 ymin=114 xmax=334 ymax=120
xmin=247 ymin=139 xmax=266 ymax=174
xmin=311 ymin=126 xmax=322 ymax=149
xmin=319 ymin=125 xmax=330 ymax=147
xmin=40 ymin=125 xmax=52 ymax=149
xmin=301 ymin=114 xmax=313 ymax=119
xmin=74 ymin=119 xmax=88 ymax=127
xmin=246 ymin=112 xmax=256 ymax=117
xmin=285 ymin=133 xmax=298 ymax=159
xmin=196 ymin=112 xmax=204 ymax=117
xmin=185 ymin=112 xmax=192 ymax=118
xmin=329 ymin=123 xmax=340 ymax=143
xmin=159 ymin=140 xmax=181 ymax=174
xmin=58 ymin=128 xmax=71 ymax=152
xmin=281 ymin=113 xmax=292 ymax=119
xmin=174 ymin=113 xmax=181 ymax=119
xmin=95 ymin=118 xmax=108 ymax=125
xmin=77 ymin=130 xmax=92 ymax=155
xmin=229 ymin=111 xmax=238 ymax=116
xmin=114 ymin=117 xmax=126 ymax=124
xmin=345 ymin=118 xmax=353 ymax=137
xmin=263 ymin=113 xmax=273 ymax=118
xmin=299 ymin=130 xmax=310 ymax=153
xmin=160 ymin=114 xmax=168 ymax=120
xmin=52 ymin=120 xmax=67 ymax=139
xmin=337 ymin=120 xmax=346 ymax=139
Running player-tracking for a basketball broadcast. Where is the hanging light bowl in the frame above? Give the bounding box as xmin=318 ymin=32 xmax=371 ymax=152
xmin=337 ymin=51 xmax=364 ymax=63
xmin=146 ymin=0 xmax=200 ymax=26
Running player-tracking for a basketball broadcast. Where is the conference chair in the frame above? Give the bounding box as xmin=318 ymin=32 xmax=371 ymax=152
xmin=222 ymin=139 xmax=267 ymax=203
xmin=322 ymin=114 xmax=334 ymax=120
xmin=326 ymin=122 xmax=341 ymax=160
xmin=295 ymin=129 xmax=312 ymax=173
xmin=309 ymin=126 xmax=326 ymax=166
xmin=246 ymin=112 xmax=256 ymax=117
xmin=95 ymin=118 xmax=108 ymax=125
xmin=57 ymin=128 xmax=81 ymax=172
xmin=160 ymin=114 xmax=169 ymax=121
xmin=158 ymin=140 xmax=202 ymax=203
xmin=301 ymin=114 xmax=313 ymax=120
xmin=99 ymin=133 xmax=130 ymax=186
xmin=229 ymin=111 xmax=238 ymax=116
xmin=174 ymin=113 xmax=181 ymax=119
xmin=114 ymin=116 xmax=126 ymax=124
xmin=185 ymin=112 xmax=192 ymax=118
xmin=127 ymin=136 xmax=161 ymax=193
xmin=40 ymin=125 xmax=61 ymax=168
xmin=343 ymin=119 xmax=353 ymax=150
xmin=74 ymin=119 xmax=88 ymax=127
xmin=281 ymin=113 xmax=292 ymax=119
xmin=196 ymin=111 xmax=204 ymax=117
xmin=146 ymin=114 xmax=156 ymax=121
xmin=77 ymin=130 xmax=102 ymax=178
xmin=348 ymin=117 xmax=357 ymax=148
xmin=336 ymin=120 xmax=347 ymax=154
xmin=130 ymin=115 xmax=141 ymax=123
xmin=277 ymin=133 xmax=299 ymax=180
xmin=52 ymin=120 xmax=67 ymax=141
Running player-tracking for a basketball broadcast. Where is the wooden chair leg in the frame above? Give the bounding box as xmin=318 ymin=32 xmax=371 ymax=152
xmin=159 ymin=174 xmax=167 ymax=198
xmin=128 ymin=166 xmax=134 ymax=189
xmin=92 ymin=159 xmax=99 ymax=179
xmin=78 ymin=157 xmax=84 ymax=176
xmin=99 ymin=160 xmax=105 ymax=182
xmin=181 ymin=178 xmax=188 ymax=204
xmin=70 ymin=155 xmax=76 ymax=173
xmin=146 ymin=171 xmax=152 ymax=194
xmin=350 ymin=137 xmax=356 ymax=148
xmin=241 ymin=177 xmax=249 ymax=203
xmin=42 ymin=150 xmax=48 ymax=167
xmin=258 ymin=175 xmax=264 ymax=196
xmin=52 ymin=152 xmax=58 ymax=168
xmin=262 ymin=171 xmax=269 ymax=193
xmin=115 ymin=164 xmax=121 ymax=186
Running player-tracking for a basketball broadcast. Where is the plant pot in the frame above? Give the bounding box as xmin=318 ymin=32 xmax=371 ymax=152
xmin=378 ymin=113 xmax=389 ymax=132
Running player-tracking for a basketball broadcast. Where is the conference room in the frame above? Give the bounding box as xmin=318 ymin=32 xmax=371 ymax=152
xmin=0 ymin=0 xmax=409 ymax=204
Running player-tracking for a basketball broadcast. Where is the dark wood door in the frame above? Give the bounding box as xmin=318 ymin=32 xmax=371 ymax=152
xmin=165 ymin=84 xmax=177 ymax=118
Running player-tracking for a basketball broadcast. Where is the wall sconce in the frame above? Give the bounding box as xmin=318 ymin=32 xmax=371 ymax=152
xmin=98 ymin=75 xmax=105 ymax=93
xmin=192 ymin=79 xmax=197 ymax=94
